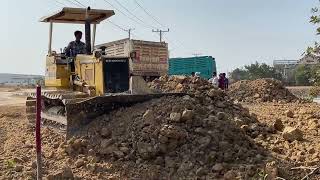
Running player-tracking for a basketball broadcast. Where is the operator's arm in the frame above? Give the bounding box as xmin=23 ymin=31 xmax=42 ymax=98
xmin=65 ymin=42 xmax=73 ymax=56
xmin=80 ymin=42 xmax=87 ymax=54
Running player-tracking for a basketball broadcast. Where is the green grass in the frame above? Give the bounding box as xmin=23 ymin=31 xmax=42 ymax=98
xmin=4 ymin=159 xmax=16 ymax=169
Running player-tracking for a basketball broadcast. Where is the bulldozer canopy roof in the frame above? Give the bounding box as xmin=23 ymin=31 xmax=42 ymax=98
xmin=40 ymin=7 xmax=115 ymax=24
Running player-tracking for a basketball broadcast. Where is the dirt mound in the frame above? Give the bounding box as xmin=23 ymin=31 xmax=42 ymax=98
xmin=228 ymin=78 xmax=298 ymax=103
xmin=58 ymin=86 xmax=275 ymax=179
xmin=148 ymin=75 xmax=213 ymax=93
xmin=2 ymin=86 xmax=319 ymax=179
xmin=309 ymin=86 xmax=320 ymax=97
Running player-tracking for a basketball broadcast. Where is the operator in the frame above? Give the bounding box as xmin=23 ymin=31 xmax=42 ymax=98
xmin=65 ymin=30 xmax=86 ymax=57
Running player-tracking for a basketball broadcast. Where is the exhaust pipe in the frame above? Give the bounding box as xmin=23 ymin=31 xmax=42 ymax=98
xmin=85 ymin=7 xmax=91 ymax=55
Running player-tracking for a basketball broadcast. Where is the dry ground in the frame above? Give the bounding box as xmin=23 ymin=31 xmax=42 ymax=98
xmin=0 ymin=88 xmax=123 ymax=179
xmin=0 ymin=87 xmax=28 ymax=106
xmin=286 ymin=86 xmax=312 ymax=99
xmin=244 ymin=102 xmax=320 ymax=179
xmin=1 ymin=87 xmax=320 ymax=179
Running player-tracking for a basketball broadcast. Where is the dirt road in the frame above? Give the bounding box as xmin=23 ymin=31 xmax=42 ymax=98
xmin=286 ymin=86 xmax=312 ymax=99
xmin=286 ymin=86 xmax=320 ymax=103
xmin=0 ymin=87 xmax=32 ymax=106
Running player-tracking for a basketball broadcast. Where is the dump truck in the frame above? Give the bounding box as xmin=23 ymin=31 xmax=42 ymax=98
xmin=97 ymin=39 xmax=168 ymax=81
xmin=25 ymin=7 xmax=180 ymax=138
xmin=169 ymin=56 xmax=217 ymax=79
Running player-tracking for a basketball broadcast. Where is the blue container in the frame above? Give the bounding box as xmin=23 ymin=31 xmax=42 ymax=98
xmin=169 ymin=56 xmax=216 ymax=79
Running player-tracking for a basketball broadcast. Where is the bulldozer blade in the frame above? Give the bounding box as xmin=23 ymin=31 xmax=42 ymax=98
xmin=64 ymin=93 xmax=184 ymax=138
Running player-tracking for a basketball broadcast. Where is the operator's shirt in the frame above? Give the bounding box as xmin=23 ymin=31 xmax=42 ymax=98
xmin=66 ymin=41 xmax=86 ymax=57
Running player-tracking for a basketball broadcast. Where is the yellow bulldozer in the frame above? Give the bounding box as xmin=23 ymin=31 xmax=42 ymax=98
xmin=26 ymin=7 xmax=178 ymax=138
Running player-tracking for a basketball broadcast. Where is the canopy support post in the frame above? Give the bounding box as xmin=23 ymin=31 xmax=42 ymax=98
xmin=92 ymin=24 xmax=97 ymax=51
xmin=48 ymin=22 xmax=53 ymax=55
xmin=85 ymin=7 xmax=92 ymax=55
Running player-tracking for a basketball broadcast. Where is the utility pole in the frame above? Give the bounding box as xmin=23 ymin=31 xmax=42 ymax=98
xmin=152 ymin=28 xmax=169 ymax=42
xmin=125 ymin=28 xmax=135 ymax=39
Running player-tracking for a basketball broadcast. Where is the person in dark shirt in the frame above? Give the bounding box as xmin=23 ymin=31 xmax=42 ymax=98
xmin=65 ymin=30 xmax=86 ymax=57
xmin=223 ymin=73 xmax=229 ymax=90
xmin=191 ymin=72 xmax=195 ymax=77
xmin=218 ymin=73 xmax=225 ymax=90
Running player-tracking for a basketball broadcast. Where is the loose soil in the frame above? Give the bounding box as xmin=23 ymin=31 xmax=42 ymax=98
xmin=1 ymin=83 xmax=320 ymax=179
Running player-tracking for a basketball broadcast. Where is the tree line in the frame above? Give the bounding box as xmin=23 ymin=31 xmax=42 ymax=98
xmin=230 ymin=62 xmax=320 ymax=86
xmin=230 ymin=62 xmax=282 ymax=82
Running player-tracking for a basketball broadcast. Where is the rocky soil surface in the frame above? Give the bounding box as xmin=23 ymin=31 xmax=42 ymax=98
xmin=71 ymin=94 xmax=269 ymax=179
xmin=309 ymin=86 xmax=320 ymax=98
xmin=287 ymin=86 xmax=312 ymax=99
xmin=148 ymin=75 xmax=212 ymax=93
xmin=228 ymin=79 xmax=298 ymax=103
xmin=1 ymin=79 xmax=320 ymax=179
xmin=0 ymin=105 xmax=125 ymax=180
xmin=243 ymin=102 xmax=320 ymax=179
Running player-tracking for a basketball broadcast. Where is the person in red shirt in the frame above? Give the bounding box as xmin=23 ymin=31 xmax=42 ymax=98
xmin=222 ymin=73 xmax=229 ymax=90
xmin=218 ymin=73 xmax=225 ymax=90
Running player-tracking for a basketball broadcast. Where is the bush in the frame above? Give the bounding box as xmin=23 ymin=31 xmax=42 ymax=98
xmin=310 ymin=65 xmax=320 ymax=85
xmin=294 ymin=65 xmax=311 ymax=86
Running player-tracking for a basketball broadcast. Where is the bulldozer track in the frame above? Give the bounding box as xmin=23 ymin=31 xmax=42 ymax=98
xmin=26 ymin=99 xmax=67 ymax=133
xmin=42 ymin=118 xmax=67 ymax=132
xmin=25 ymin=90 xmax=88 ymax=133
xmin=26 ymin=90 xmax=186 ymax=138
xmin=27 ymin=90 xmax=89 ymax=101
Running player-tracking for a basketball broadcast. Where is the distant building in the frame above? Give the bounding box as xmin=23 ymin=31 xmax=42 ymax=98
xmin=273 ymin=60 xmax=299 ymax=85
xmin=273 ymin=55 xmax=320 ymax=85
xmin=298 ymin=54 xmax=320 ymax=65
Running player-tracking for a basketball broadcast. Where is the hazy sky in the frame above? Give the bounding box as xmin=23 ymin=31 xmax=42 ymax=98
xmin=1 ymin=0 xmax=318 ymax=75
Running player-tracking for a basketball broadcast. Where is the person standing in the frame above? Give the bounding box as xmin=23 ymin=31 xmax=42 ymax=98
xmin=209 ymin=72 xmax=219 ymax=88
xmin=223 ymin=73 xmax=229 ymax=90
xmin=191 ymin=72 xmax=195 ymax=77
xmin=218 ymin=73 xmax=225 ymax=90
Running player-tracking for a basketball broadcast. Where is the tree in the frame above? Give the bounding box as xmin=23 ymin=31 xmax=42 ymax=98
xmin=310 ymin=65 xmax=320 ymax=85
xmin=230 ymin=68 xmax=248 ymax=82
xmin=294 ymin=65 xmax=311 ymax=86
xmin=306 ymin=3 xmax=320 ymax=86
xmin=244 ymin=62 xmax=282 ymax=80
xmin=292 ymin=64 xmax=320 ymax=86
xmin=230 ymin=62 xmax=282 ymax=82
xmin=307 ymin=3 xmax=320 ymax=59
